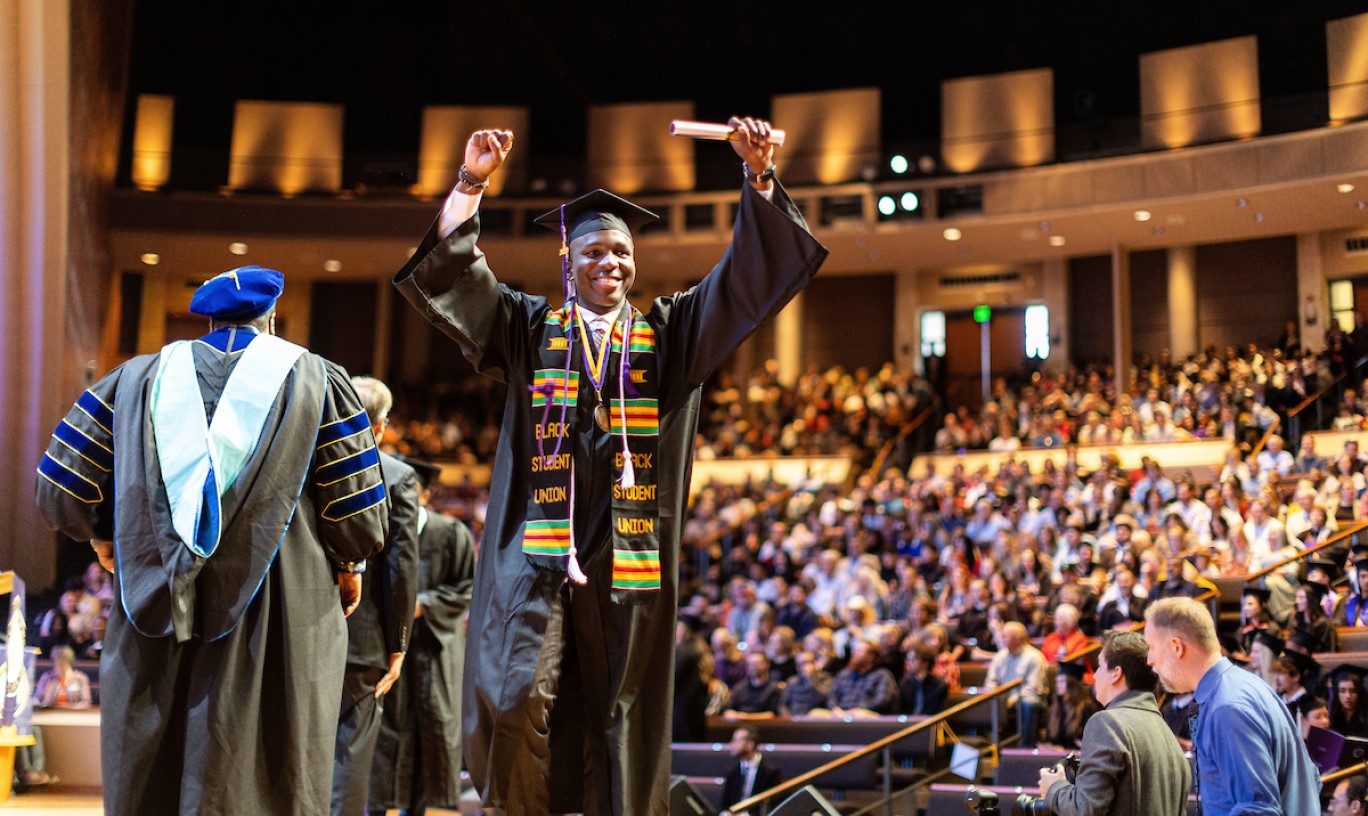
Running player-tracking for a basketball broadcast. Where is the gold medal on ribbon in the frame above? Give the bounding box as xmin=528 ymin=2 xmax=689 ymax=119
xmin=577 ymin=304 xmax=623 ymax=434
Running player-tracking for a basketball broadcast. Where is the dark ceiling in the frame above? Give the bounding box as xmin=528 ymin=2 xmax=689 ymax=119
xmin=125 ymin=1 xmax=1364 ymax=160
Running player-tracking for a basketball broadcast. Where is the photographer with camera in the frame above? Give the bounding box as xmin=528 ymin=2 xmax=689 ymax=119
xmin=1035 ymin=630 xmax=1191 ymax=816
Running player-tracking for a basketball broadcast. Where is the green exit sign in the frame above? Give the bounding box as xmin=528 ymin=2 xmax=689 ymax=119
xmin=973 ymin=304 xmax=991 ymax=324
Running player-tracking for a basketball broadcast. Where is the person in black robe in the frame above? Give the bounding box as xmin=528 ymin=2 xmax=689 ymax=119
xmin=720 ymin=725 xmax=784 ymax=812
xmin=35 ymin=267 xmax=388 ymax=816
xmin=392 ymin=119 xmax=827 ymax=815
xmin=368 ymin=458 xmax=477 ymax=816
xmin=332 ymin=377 xmax=421 ymax=816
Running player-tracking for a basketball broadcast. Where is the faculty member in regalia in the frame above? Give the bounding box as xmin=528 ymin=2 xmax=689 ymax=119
xmin=393 ymin=116 xmax=827 ymax=814
xmin=35 ymin=266 xmax=388 ymax=816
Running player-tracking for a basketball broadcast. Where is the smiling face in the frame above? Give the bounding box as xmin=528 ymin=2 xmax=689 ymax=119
xmin=571 ymin=228 xmax=636 ymax=312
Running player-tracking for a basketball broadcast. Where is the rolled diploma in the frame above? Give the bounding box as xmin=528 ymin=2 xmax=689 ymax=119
xmin=670 ymin=120 xmax=786 ymax=147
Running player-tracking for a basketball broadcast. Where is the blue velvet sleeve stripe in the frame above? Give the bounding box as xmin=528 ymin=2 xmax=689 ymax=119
xmin=76 ymin=391 xmax=114 ymax=434
xmin=37 ymin=454 xmax=103 ymax=504
xmin=321 ymin=481 xmax=386 ymax=522
xmin=53 ymin=420 xmax=114 ymax=472
xmin=316 ymin=409 xmax=371 ymax=450
xmin=315 ymin=445 xmax=381 ymax=487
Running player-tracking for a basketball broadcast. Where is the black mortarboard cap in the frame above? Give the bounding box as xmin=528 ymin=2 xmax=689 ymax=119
xmin=1301 ymin=581 xmax=1331 ymax=603
xmin=1255 ymin=630 xmax=1285 ymax=654
xmin=1329 ymin=663 xmax=1368 ymax=685
xmin=1296 ymin=693 xmax=1327 ymax=717
xmin=532 ymin=189 xmax=660 ymax=243
xmin=1307 ymin=558 xmax=1341 ymax=579
xmin=402 ymin=457 xmax=443 ymax=490
xmin=1287 ymin=628 xmax=1320 ymax=652
xmin=1243 ymin=584 xmax=1272 ymax=604
xmin=1282 ymin=649 xmax=1319 ymax=677
xmin=1058 ymin=660 xmax=1088 ymax=680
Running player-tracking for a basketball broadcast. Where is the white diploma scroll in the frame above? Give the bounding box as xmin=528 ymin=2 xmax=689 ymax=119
xmin=669 ymin=120 xmax=787 ymax=147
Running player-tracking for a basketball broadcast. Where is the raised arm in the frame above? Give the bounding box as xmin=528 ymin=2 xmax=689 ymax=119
xmin=393 ymin=129 xmax=524 ymax=382
xmin=654 ymin=116 xmax=827 ymax=390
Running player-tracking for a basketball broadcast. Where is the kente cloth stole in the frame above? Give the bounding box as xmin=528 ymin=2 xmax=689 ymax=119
xmin=525 ymin=304 xmax=662 ymax=602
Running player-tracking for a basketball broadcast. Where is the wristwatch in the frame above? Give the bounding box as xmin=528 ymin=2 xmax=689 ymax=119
xmin=334 ymin=559 xmax=368 ymax=574
xmin=743 ymin=162 xmax=777 ymax=184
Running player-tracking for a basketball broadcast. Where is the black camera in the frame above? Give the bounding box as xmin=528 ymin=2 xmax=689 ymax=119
xmin=964 ymin=788 xmax=1000 ymax=815
xmin=1012 ymin=753 xmax=1081 ymax=816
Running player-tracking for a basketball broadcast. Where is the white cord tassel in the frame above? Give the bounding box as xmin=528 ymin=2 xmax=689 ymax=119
xmin=618 ymin=321 xmax=635 ymax=488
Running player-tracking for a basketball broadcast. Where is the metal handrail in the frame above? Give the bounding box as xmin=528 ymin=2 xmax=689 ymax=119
xmin=1245 ymin=520 xmax=1368 ymax=581
xmin=726 ymin=679 xmax=1023 ymax=816
xmin=864 ymin=395 xmax=942 ymax=483
xmin=1322 ymin=760 xmax=1368 ymax=786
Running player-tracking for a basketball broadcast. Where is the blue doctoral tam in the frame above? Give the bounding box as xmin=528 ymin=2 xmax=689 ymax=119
xmin=189 ymin=266 xmax=284 ymax=322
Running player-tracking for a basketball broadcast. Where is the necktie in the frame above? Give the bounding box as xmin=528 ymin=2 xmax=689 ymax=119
xmin=590 ymin=319 xmax=607 ymax=348
xmin=1187 ymin=701 xmax=1202 ymax=804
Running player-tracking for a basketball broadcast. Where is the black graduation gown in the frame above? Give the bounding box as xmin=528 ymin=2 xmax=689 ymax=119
xmin=333 ymin=451 xmax=421 ymax=816
xmin=35 ymin=332 xmax=388 ymax=816
xmin=369 ymin=510 xmax=476 ymax=811
xmin=394 ymin=182 xmax=827 ymax=815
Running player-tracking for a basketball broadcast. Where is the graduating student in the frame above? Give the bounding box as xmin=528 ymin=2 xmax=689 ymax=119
xmin=35 ymin=266 xmax=388 ymax=815
xmin=332 ymin=377 xmax=421 ymax=816
xmin=392 ymin=118 xmax=827 ymax=814
xmin=368 ymin=459 xmax=477 ymax=816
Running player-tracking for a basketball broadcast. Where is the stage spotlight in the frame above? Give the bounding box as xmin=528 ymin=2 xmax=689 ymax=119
xmin=890 ymin=155 xmax=909 ymax=174
xmin=900 ymin=192 xmax=920 ymax=212
xmin=877 ymin=196 xmax=897 ymax=216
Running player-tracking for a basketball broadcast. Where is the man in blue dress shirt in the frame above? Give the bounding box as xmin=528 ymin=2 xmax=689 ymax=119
xmin=1144 ymin=597 xmax=1320 ymax=815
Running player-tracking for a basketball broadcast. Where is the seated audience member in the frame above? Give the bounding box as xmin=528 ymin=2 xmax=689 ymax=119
xmin=35 ymin=586 xmax=79 ymax=655
xmin=920 ymin=623 xmax=961 ymax=691
xmin=1096 ymin=568 xmax=1146 ymax=631
xmin=1041 ymin=604 xmax=1090 ymax=669
xmin=1151 ymin=551 xmax=1203 ymax=601
xmin=986 ymin=622 xmax=1049 ymax=748
xmin=1273 ymin=651 xmax=1317 ymax=712
xmin=725 ymin=652 xmax=783 ymax=718
xmin=774 ymin=582 xmax=818 ymax=640
xmin=780 ymin=651 xmax=832 ymax=717
xmin=1343 ymin=551 xmax=1368 ymax=627
xmin=816 ymin=638 xmax=898 ymax=717
xmin=1297 ymin=694 xmax=1330 ymax=742
xmin=712 ymin=628 xmax=747 ymax=689
xmin=1237 ymin=585 xmax=1273 ymax=658
xmin=897 ymin=643 xmax=948 ymax=716
xmin=1326 ymin=773 xmax=1368 ymax=816
xmin=36 ymin=646 xmax=91 ymax=708
xmin=674 ymin=617 xmax=711 ymax=742
xmin=1292 ymin=582 xmax=1337 ymax=654
xmin=1331 ymin=664 xmax=1368 ymax=739
xmin=1042 ymin=660 xmax=1099 ymax=751
xmin=765 ymin=626 xmax=799 ymax=682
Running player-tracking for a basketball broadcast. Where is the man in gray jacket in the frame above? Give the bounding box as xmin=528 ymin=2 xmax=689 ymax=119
xmin=1040 ymin=630 xmax=1191 ymax=816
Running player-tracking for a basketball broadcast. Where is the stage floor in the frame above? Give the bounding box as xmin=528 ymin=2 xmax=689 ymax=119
xmin=0 ymin=794 xmax=465 ymax=815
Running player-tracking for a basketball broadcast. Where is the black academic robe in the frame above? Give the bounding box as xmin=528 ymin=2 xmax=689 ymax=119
xmin=35 ymin=329 xmax=388 ymax=816
xmin=369 ymin=510 xmax=476 ymax=811
xmin=394 ymin=182 xmax=827 ymax=815
xmin=722 ymin=754 xmax=784 ymax=810
xmin=333 ymin=451 xmax=421 ymax=816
